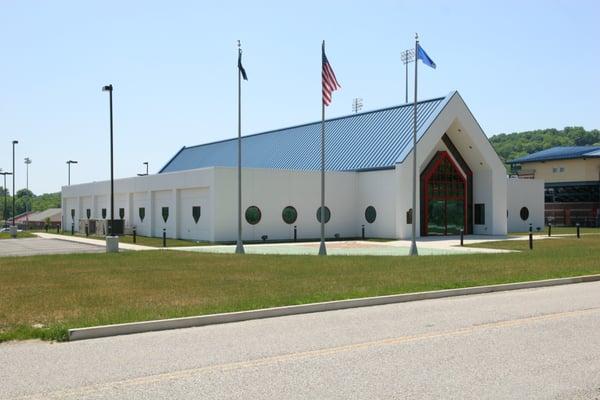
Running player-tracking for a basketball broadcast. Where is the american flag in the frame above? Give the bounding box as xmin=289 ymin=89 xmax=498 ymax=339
xmin=322 ymin=41 xmax=341 ymax=106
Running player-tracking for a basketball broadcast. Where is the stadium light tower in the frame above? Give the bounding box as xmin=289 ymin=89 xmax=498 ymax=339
xmin=66 ymin=160 xmax=78 ymax=186
xmin=401 ymin=48 xmax=415 ymax=103
xmin=11 ymin=140 xmax=18 ymax=236
xmin=352 ymin=98 xmax=363 ymax=114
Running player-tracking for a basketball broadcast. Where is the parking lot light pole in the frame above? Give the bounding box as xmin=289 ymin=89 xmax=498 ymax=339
xmin=66 ymin=160 xmax=78 ymax=186
xmin=102 ymin=84 xmax=118 ymax=253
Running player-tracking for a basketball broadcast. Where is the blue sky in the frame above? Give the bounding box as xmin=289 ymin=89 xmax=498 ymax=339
xmin=1 ymin=0 xmax=599 ymax=194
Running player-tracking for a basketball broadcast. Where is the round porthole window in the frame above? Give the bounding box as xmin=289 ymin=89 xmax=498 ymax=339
xmin=365 ymin=206 xmax=377 ymax=224
xmin=316 ymin=206 xmax=331 ymax=223
xmin=282 ymin=206 xmax=298 ymax=224
xmin=520 ymin=207 xmax=529 ymax=221
xmin=245 ymin=206 xmax=262 ymax=225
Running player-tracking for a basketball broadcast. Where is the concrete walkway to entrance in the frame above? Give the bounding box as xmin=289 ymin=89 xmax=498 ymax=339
xmin=22 ymin=232 xmax=544 ymax=257
xmin=172 ymin=235 xmax=529 ymax=256
xmin=33 ymin=232 xmax=156 ymax=251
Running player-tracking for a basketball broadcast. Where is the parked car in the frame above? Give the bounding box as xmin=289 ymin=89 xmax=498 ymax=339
xmin=0 ymin=227 xmax=23 ymax=233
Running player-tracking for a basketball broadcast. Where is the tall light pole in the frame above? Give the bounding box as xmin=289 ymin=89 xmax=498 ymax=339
xmin=0 ymin=169 xmax=12 ymax=227
xmin=102 ymin=84 xmax=118 ymax=252
xmin=401 ymin=49 xmax=415 ymax=104
xmin=11 ymin=140 xmax=18 ymax=235
xmin=24 ymin=157 xmax=31 ymax=230
xmin=66 ymin=160 xmax=78 ymax=186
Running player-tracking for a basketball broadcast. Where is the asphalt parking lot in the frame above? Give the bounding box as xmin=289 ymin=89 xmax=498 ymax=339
xmin=0 ymin=237 xmax=104 ymax=257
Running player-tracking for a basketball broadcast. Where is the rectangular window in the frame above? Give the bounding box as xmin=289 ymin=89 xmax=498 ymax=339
xmin=474 ymin=204 xmax=485 ymax=225
xmin=552 ymin=167 xmax=558 ymax=173
xmin=559 ymin=167 xmax=565 ymax=172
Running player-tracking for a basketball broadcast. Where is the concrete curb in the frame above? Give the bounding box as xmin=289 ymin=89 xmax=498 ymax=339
xmin=68 ymin=274 xmax=600 ymax=341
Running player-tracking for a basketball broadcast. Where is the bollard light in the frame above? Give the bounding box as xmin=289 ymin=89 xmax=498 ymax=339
xmin=529 ymin=224 xmax=533 ymax=250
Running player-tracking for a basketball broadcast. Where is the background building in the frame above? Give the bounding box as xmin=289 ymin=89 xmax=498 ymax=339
xmin=62 ymin=91 xmax=543 ymax=241
xmin=510 ymin=146 xmax=600 ymax=226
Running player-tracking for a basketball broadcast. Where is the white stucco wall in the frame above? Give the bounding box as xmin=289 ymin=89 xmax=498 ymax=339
xmin=357 ymin=169 xmax=396 ymax=238
xmin=62 ymin=167 xmax=215 ymax=240
xmin=212 ymin=167 xmax=360 ymax=242
xmin=507 ymin=178 xmax=545 ymax=233
xmin=62 ymin=166 xmax=402 ymax=242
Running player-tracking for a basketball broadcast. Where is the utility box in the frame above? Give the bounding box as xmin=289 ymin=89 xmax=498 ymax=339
xmin=78 ymin=219 xmax=98 ymax=235
xmin=95 ymin=219 xmax=124 ymax=236
xmin=107 ymin=219 xmax=124 ymax=235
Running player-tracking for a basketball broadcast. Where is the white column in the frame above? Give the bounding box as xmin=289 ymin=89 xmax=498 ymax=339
xmin=92 ymin=195 xmax=98 ymax=219
xmin=172 ymin=189 xmax=178 ymax=239
xmin=146 ymin=191 xmax=154 ymax=237
xmin=127 ymin=192 xmax=133 ymax=231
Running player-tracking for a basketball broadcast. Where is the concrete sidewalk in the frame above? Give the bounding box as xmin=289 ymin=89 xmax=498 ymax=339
xmin=33 ymin=232 xmax=157 ymax=251
xmin=171 ymin=237 xmax=516 ymax=256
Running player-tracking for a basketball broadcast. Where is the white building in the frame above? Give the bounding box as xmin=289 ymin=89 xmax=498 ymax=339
xmin=62 ymin=91 xmax=543 ymax=241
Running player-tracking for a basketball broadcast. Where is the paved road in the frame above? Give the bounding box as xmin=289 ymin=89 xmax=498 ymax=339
xmin=2 ymin=282 xmax=600 ymax=399
xmin=0 ymin=238 xmax=103 ymax=257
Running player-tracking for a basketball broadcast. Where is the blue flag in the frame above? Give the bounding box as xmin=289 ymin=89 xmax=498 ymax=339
xmin=417 ymin=43 xmax=436 ymax=69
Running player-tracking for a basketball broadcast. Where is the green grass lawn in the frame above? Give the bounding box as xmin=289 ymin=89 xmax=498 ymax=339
xmin=1 ymin=235 xmax=599 ymax=342
xmin=0 ymin=231 xmax=35 ymax=239
xmin=510 ymin=226 xmax=600 ymax=236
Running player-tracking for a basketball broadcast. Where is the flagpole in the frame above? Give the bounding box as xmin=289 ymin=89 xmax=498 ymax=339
xmin=319 ymin=41 xmax=327 ymax=256
xmin=235 ymin=41 xmax=245 ymax=254
xmin=409 ymin=33 xmax=419 ymax=256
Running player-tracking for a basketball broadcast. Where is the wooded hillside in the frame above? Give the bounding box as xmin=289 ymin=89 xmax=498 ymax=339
xmin=489 ymin=126 xmax=600 ymax=164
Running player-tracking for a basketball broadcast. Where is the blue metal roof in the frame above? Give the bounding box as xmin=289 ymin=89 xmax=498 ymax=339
xmin=159 ymin=91 xmax=456 ymax=174
xmin=509 ymin=146 xmax=600 ymax=164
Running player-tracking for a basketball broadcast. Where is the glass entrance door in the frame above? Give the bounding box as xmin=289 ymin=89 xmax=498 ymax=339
xmin=422 ymin=152 xmax=467 ymax=236
xmin=427 ymin=200 xmax=446 ymax=235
